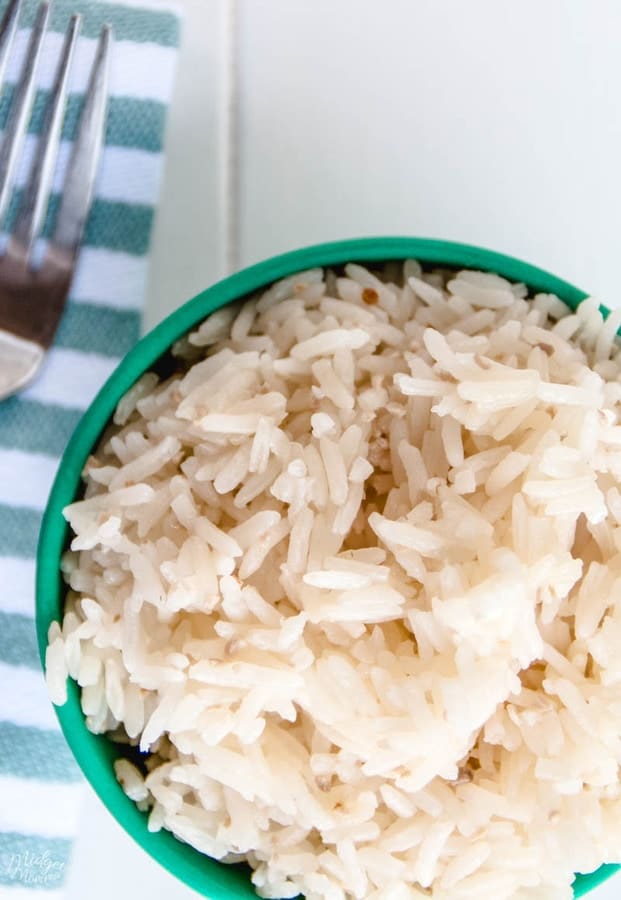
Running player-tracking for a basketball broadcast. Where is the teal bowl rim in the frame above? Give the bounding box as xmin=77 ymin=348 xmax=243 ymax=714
xmin=36 ymin=236 xmax=619 ymax=898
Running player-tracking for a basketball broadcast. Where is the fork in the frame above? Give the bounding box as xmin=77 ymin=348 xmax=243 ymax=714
xmin=0 ymin=0 xmax=111 ymax=402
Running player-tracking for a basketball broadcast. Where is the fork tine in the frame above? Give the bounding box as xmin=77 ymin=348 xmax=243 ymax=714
xmin=0 ymin=0 xmax=22 ymax=89
xmin=11 ymin=14 xmax=81 ymax=254
xmin=0 ymin=1 xmax=49 ymax=224
xmin=50 ymin=24 xmax=111 ymax=258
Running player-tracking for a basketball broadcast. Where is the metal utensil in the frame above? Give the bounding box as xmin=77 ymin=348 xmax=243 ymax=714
xmin=0 ymin=0 xmax=112 ymax=401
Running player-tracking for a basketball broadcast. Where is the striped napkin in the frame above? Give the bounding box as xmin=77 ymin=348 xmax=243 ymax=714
xmin=0 ymin=1 xmax=180 ymax=894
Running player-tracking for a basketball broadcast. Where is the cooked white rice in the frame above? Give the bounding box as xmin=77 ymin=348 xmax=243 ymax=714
xmin=46 ymin=261 xmax=621 ymax=899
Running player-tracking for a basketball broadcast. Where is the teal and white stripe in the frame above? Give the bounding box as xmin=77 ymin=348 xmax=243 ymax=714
xmin=0 ymin=0 xmax=180 ymax=894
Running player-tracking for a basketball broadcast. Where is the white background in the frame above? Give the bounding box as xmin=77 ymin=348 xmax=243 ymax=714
xmin=67 ymin=1 xmax=621 ymax=898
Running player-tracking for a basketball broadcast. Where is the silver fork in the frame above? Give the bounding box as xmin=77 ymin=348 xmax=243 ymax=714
xmin=0 ymin=0 xmax=111 ymax=401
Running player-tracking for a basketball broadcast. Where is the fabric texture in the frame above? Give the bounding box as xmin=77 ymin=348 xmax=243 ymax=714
xmin=0 ymin=1 xmax=180 ymax=894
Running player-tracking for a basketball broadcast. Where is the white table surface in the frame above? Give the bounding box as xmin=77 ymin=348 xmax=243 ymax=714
xmin=67 ymin=1 xmax=621 ymax=898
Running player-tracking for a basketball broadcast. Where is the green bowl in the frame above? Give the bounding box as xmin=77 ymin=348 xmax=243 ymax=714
xmin=36 ymin=237 xmax=620 ymax=899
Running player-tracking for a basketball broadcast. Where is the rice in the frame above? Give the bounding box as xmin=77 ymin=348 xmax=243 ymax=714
xmin=45 ymin=261 xmax=621 ymax=899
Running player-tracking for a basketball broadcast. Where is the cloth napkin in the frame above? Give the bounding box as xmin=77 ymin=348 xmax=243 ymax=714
xmin=0 ymin=1 xmax=180 ymax=894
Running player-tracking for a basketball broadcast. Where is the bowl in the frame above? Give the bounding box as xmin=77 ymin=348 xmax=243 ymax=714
xmin=36 ymin=236 xmax=621 ymax=899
